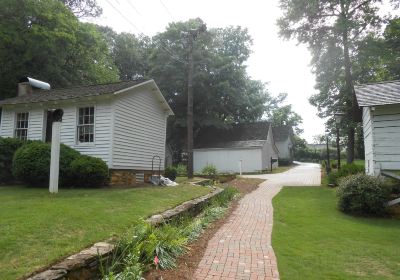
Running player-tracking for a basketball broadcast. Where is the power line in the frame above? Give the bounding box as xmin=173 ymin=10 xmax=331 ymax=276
xmin=104 ymin=0 xmax=185 ymax=64
xmin=124 ymin=0 xmax=142 ymax=16
xmin=159 ymin=0 xmax=176 ymax=21
xmin=104 ymin=0 xmax=141 ymax=33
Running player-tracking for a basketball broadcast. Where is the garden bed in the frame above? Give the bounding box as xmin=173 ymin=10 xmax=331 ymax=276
xmin=0 ymin=185 xmax=211 ymax=280
xmin=144 ymin=178 xmax=264 ymax=280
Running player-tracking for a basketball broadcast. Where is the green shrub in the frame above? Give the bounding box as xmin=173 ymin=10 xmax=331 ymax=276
xmin=175 ymin=163 xmax=187 ymax=176
xmin=164 ymin=166 xmax=177 ymax=181
xmin=0 ymin=137 xmax=29 ymax=183
xmin=12 ymin=142 xmax=81 ymax=186
xmin=69 ymin=155 xmax=109 ymax=187
xmin=328 ymin=163 xmax=365 ymax=185
xmin=201 ymin=164 xmax=218 ymax=176
xmin=337 ymin=174 xmax=390 ymax=216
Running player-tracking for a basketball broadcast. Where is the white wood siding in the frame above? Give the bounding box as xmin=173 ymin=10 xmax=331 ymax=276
xmin=27 ymin=108 xmax=45 ymax=140
xmin=0 ymin=108 xmax=14 ymax=137
xmin=0 ymin=107 xmax=44 ymax=140
xmin=362 ymin=107 xmax=375 ymax=175
xmin=371 ymin=104 xmax=400 ymax=173
xmin=193 ymin=148 xmax=262 ymax=173
xmin=60 ymin=101 xmax=112 ymax=165
xmin=261 ymin=125 xmax=279 ymax=170
xmin=111 ymin=88 xmax=168 ymax=170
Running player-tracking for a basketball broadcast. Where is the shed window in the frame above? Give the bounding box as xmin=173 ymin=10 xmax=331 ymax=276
xmin=15 ymin=112 xmax=29 ymax=140
xmin=77 ymin=107 xmax=94 ymax=143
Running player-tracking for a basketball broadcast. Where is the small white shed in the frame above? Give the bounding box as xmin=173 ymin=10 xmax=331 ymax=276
xmin=355 ymin=80 xmax=400 ymax=176
xmin=272 ymin=126 xmax=294 ymax=163
xmin=193 ymin=122 xmax=279 ymax=173
xmin=0 ymin=78 xmax=174 ymax=185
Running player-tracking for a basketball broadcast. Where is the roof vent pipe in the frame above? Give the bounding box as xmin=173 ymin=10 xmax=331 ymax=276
xmin=18 ymin=77 xmax=51 ymax=96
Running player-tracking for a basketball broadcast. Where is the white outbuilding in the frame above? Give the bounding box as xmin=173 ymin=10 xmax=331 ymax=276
xmin=0 ymin=78 xmax=174 ymax=185
xmin=355 ymin=80 xmax=400 ymax=176
xmin=193 ymin=122 xmax=279 ymax=173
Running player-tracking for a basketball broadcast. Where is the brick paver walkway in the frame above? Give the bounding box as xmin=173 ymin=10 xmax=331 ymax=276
xmin=193 ymin=162 xmax=321 ymax=280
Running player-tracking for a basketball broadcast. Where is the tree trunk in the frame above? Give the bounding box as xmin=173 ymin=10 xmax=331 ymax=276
xmin=340 ymin=1 xmax=356 ymax=163
xmin=187 ymin=38 xmax=194 ymax=178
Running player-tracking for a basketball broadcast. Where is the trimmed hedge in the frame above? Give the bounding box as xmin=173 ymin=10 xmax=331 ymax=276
xmin=12 ymin=141 xmax=108 ymax=187
xmin=69 ymin=155 xmax=109 ymax=187
xmin=337 ymin=174 xmax=390 ymax=216
xmin=12 ymin=142 xmax=80 ymax=186
xmin=0 ymin=137 xmax=29 ymax=183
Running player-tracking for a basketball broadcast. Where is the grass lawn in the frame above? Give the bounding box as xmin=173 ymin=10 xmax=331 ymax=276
xmin=273 ymin=186 xmax=400 ymax=280
xmin=0 ymin=185 xmax=211 ymax=280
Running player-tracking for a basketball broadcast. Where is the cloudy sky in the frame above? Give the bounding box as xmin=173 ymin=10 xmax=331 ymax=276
xmin=90 ymin=0 xmax=327 ymax=142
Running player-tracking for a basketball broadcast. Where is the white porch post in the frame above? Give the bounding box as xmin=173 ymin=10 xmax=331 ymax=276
xmin=239 ymin=160 xmax=242 ymax=175
xmin=49 ymin=121 xmax=61 ymax=193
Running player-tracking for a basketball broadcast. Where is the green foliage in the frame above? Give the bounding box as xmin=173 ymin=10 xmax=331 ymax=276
xmin=0 ymin=137 xmax=29 ymax=183
xmin=103 ymin=186 xmax=238 ymax=277
xmin=201 ymin=164 xmax=218 ymax=176
xmin=164 ymin=166 xmax=177 ymax=181
xmin=337 ymin=174 xmax=390 ymax=216
xmin=175 ymin=164 xmax=187 ymax=176
xmin=278 ymin=158 xmax=292 ymax=166
xmin=12 ymin=142 xmax=81 ymax=186
xmin=210 ymin=186 xmax=239 ymax=207
xmin=327 ymin=163 xmax=365 ymax=186
xmin=11 ymin=141 xmax=109 ymax=187
xmin=0 ymin=0 xmax=118 ymax=100
xmin=60 ymin=0 xmax=102 ymax=18
xmin=69 ymin=155 xmax=109 ymax=187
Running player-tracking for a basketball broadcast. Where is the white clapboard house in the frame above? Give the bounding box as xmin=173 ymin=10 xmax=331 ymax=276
xmin=355 ymin=80 xmax=400 ymax=176
xmin=272 ymin=125 xmax=294 ymax=164
xmin=0 ymin=78 xmax=174 ymax=185
xmin=193 ymin=122 xmax=279 ymax=173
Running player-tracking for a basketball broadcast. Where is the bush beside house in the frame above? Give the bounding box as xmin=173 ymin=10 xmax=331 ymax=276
xmin=337 ymin=174 xmax=390 ymax=216
xmin=328 ymin=163 xmax=365 ymax=186
xmin=0 ymin=137 xmax=30 ymax=183
xmin=10 ymin=140 xmax=109 ymax=187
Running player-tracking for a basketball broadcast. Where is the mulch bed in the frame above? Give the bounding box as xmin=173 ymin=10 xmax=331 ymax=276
xmin=144 ymin=178 xmax=265 ymax=280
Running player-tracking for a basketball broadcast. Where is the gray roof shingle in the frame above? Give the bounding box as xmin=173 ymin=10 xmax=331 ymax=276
xmin=194 ymin=122 xmax=270 ymax=149
xmin=355 ymin=80 xmax=400 ymax=107
xmin=272 ymin=126 xmax=292 ymax=142
xmin=0 ymin=79 xmax=149 ymax=105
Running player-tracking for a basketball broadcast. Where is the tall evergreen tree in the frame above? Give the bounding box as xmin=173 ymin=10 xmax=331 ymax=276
xmin=277 ymin=0 xmax=395 ymax=162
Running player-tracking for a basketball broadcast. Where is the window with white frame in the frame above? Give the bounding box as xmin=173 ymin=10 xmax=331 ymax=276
xmin=15 ymin=112 xmax=29 ymax=140
xmin=77 ymin=107 xmax=94 ymax=143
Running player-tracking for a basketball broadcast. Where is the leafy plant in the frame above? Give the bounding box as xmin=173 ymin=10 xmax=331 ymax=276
xmin=328 ymin=163 xmax=365 ymax=186
xmin=12 ymin=142 xmax=80 ymax=186
xmin=164 ymin=166 xmax=177 ymax=181
xmin=201 ymin=164 xmax=218 ymax=176
xmin=69 ymin=155 xmax=109 ymax=187
xmin=0 ymin=137 xmax=29 ymax=183
xmin=337 ymin=174 xmax=390 ymax=216
xmin=175 ymin=164 xmax=187 ymax=176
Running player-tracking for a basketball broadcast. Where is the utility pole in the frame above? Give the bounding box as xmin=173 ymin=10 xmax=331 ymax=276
xmin=186 ymin=24 xmax=206 ymax=179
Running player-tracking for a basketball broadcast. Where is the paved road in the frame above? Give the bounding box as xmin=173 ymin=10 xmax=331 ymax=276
xmin=193 ymin=162 xmax=321 ymax=280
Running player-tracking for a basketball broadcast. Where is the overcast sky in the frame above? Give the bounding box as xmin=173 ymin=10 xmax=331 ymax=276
xmin=89 ymin=0 xmax=329 ymax=142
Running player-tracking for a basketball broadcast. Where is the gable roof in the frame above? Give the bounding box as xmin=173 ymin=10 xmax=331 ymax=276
xmin=194 ymin=122 xmax=270 ymax=149
xmin=272 ymin=126 xmax=293 ymax=142
xmin=355 ymin=80 xmax=400 ymax=107
xmin=0 ymin=79 xmax=174 ymax=115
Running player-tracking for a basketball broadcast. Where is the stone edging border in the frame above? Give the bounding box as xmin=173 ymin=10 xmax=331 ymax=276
xmin=26 ymin=187 xmax=223 ymax=280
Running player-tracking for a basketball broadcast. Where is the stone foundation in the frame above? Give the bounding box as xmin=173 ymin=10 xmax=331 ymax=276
xmin=109 ymin=169 xmax=163 ymax=187
xmin=109 ymin=169 xmax=136 ymax=186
